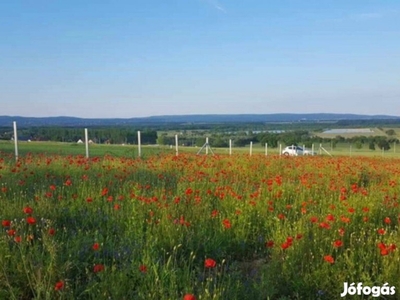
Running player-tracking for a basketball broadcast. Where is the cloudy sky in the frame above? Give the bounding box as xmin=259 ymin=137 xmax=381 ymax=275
xmin=1 ymin=0 xmax=399 ymax=118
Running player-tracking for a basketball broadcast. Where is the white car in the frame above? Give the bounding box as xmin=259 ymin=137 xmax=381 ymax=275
xmin=282 ymin=146 xmax=316 ymax=156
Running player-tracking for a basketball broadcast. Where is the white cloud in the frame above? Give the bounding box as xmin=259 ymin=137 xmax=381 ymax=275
xmin=201 ymin=0 xmax=226 ymax=13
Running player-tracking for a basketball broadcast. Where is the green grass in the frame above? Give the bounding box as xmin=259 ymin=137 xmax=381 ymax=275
xmin=0 ymin=152 xmax=399 ymax=299
xmin=1 ymin=140 xmax=400 ymax=161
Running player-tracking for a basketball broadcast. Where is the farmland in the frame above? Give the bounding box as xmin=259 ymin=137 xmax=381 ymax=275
xmin=0 ymin=149 xmax=399 ymax=300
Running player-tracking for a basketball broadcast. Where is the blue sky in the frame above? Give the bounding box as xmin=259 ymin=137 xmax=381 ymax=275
xmin=1 ymin=0 xmax=399 ymax=118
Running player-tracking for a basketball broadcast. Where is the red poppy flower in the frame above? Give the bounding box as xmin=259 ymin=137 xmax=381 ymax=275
xmin=324 ymin=255 xmax=335 ymax=264
xmin=377 ymin=228 xmax=386 ymax=235
xmin=101 ymin=187 xmax=109 ymax=196
xmin=54 ymin=280 xmax=64 ymax=291
xmin=92 ymin=243 xmax=100 ymax=251
xmin=326 ymin=214 xmax=335 ymax=222
xmin=7 ymin=229 xmax=16 ymax=236
xmin=2 ymin=220 xmax=11 ymax=227
xmin=278 ymin=213 xmax=285 ymax=220
xmin=204 ymin=258 xmax=217 ymax=268
xmin=338 ymin=228 xmax=345 ymax=236
xmin=310 ymin=216 xmax=318 ymax=223
xmin=14 ymin=236 xmax=22 ymax=243
xmin=23 ymin=206 xmax=33 ymax=214
xmin=48 ymin=228 xmax=56 ymax=236
xmin=26 ymin=216 xmax=36 ymax=225
xmin=211 ymin=210 xmax=219 ymax=218
xmin=265 ymin=240 xmax=274 ymax=248
xmin=340 ymin=216 xmax=351 ymax=223
xmin=281 ymin=241 xmax=291 ymax=250
xmin=93 ymin=264 xmax=105 ymax=273
xmin=384 ymin=217 xmax=391 ymax=224
xmin=333 ymin=240 xmax=343 ymax=248
xmin=139 ymin=264 xmax=147 ymax=273
xmin=222 ymin=218 xmax=231 ymax=229
xmin=183 ymin=294 xmax=197 ymax=300
xmin=319 ymin=222 xmax=331 ymax=229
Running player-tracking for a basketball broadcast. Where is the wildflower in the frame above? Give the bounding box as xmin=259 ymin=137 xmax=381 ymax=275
xmin=325 ymin=214 xmax=335 ymax=222
xmin=222 ymin=218 xmax=231 ymax=229
xmin=211 ymin=209 xmax=219 ymax=218
xmin=93 ymin=264 xmax=105 ymax=273
xmin=204 ymin=258 xmax=217 ymax=268
xmin=139 ymin=264 xmax=147 ymax=273
xmin=101 ymin=187 xmax=108 ymax=196
xmin=324 ymin=255 xmax=335 ymax=264
xmin=310 ymin=216 xmax=318 ymax=223
xmin=340 ymin=216 xmax=351 ymax=223
xmin=333 ymin=240 xmax=343 ymax=248
xmin=7 ymin=229 xmax=16 ymax=236
xmin=281 ymin=238 xmax=293 ymax=250
xmin=338 ymin=228 xmax=345 ymax=236
xmin=319 ymin=222 xmax=331 ymax=229
xmin=48 ymin=228 xmax=56 ymax=236
xmin=23 ymin=206 xmax=33 ymax=214
xmin=2 ymin=220 xmax=11 ymax=227
xmin=265 ymin=240 xmax=274 ymax=248
xmin=384 ymin=217 xmax=391 ymax=224
xmin=54 ymin=280 xmax=64 ymax=291
xmin=92 ymin=243 xmax=100 ymax=251
xmin=26 ymin=216 xmax=36 ymax=225
xmin=377 ymin=228 xmax=386 ymax=235
xmin=14 ymin=236 xmax=22 ymax=243
xmin=183 ymin=294 xmax=197 ymax=300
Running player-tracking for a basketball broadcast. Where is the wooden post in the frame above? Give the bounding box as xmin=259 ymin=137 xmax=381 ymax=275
xmin=84 ymin=128 xmax=89 ymax=158
xmin=138 ymin=131 xmax=141 ymax=158
xmin=13 ymin=121 xmax=18 ymax=162
xmin=250 ymin=142 xmax=253 ymax=156
xmin=175 ymin=134 xmax=179 ymax=156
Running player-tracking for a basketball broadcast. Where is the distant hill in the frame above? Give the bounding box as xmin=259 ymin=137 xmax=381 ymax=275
xmin=0 ymin=114 xmax=399 ymax=127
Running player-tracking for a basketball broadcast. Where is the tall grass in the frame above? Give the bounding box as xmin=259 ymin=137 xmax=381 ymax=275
xmin=0 ymin=152 xmax=399 ymax=299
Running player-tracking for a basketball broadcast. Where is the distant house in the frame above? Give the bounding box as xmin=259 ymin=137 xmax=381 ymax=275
xmin=11 ymin=135 xmax=32 ymax=142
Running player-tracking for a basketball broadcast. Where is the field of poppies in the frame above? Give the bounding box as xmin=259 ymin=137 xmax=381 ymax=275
xmin=0 ymin=151 xmax=399 ymax=299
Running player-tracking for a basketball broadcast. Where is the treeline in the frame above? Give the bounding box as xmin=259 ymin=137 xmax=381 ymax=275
xmin=158 ymin=130 xmax=398 ymax=151
xmin=0 ymin=127 xmax=158 ymax=144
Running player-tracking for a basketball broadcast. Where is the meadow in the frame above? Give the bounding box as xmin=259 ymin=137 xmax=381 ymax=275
xmin=0 ymin=149 xmax=399 ymax=299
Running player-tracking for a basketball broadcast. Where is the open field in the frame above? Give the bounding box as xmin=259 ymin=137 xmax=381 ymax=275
xmin=0 ymin=151 xmax=399 ymax=299
xmin=1 ymin=140 xmax=400 ymax=159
